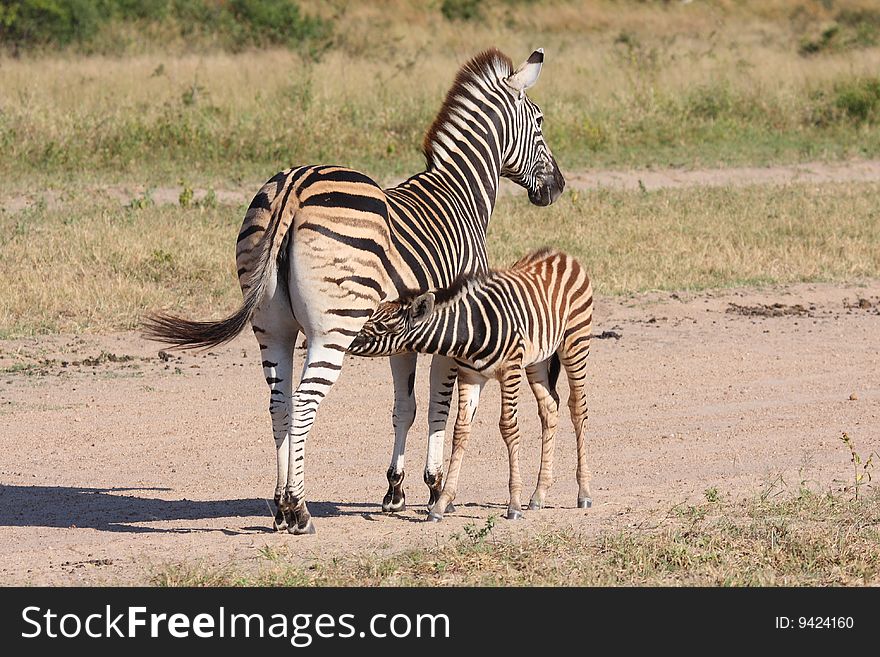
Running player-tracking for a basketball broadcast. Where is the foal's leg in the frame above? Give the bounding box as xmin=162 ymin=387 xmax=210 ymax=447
xmin=526 ymin=359 xmax=560 ymax=511
xmin=559 ymin=340 xmax=592 ymax=509
xmin=428 ymin=371 xmax=485 ymax=522
xmin=498 ymin=363 xmax=526 ymax=520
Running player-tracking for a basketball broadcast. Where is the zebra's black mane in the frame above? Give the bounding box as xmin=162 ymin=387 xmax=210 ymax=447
xmin=396 ymin=247 xmax=561 ymax=310
xmin=422 ymin=48 xmax=514 ymax=167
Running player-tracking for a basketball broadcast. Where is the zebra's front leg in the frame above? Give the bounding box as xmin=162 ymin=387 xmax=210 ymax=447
xmin=499 ymin=365 xmax=526 ymax=520
xmin=429 ymin=373 xmax=485 ymax=522
xmin=383 ymin=352 xmax=418 ymax=512
xmin=424 ymin=356 xmax=457 ymax=512
xmin=281 ymin=338 xmax=347 ymax=535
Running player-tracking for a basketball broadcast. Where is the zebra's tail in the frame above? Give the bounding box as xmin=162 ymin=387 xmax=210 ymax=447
xmin=142 ymin=194 xmax=294 ymax=351
xmin=141 ymin=292 xmax=259 ymax=351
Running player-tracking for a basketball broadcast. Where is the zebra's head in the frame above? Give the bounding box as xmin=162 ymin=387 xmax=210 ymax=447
xmin=423 ymin=48 xmax=565 ymax=208
xmin=501 ymin=49 xmax=565 ymax=207
xmin=348 ymin=293 xmax=436 ymax=357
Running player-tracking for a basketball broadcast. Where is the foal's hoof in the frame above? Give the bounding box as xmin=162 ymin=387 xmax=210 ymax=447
xmin=506 ymin=508 xmax=523 ymax=521
xmin=426 ymin=510 xmax=444 ymax=523
xmin=528 ymin=499 xmax=544 ymax=511
xmin=577 ymin=497 xmax=593 ymax=509
xmin=288 ymin=519 xmax=316 ymax=535
xmin=444 ymin=503 xmax=456 ymax=514
xmin=273 ymin=517 xmax=288 ymax=532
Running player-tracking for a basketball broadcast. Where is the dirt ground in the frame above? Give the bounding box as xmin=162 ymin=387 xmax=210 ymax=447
xmin=1 ymin=281 xmax=878 ymax=585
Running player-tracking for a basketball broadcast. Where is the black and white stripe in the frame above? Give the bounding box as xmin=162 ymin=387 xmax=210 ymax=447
xmin=143 ymin=48 xmax=565 ymax=535
xmin=349 ymin=249 xmax=593 ymax=521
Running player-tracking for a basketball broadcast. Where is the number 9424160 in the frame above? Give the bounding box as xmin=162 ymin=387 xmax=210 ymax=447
xmin=799 ymin=617 xmax=854 ymax=629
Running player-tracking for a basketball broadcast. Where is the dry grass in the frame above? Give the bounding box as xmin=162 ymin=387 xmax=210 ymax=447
xmin=2 ymin=180 xmax=877 ymax=337
xmin=489 ymin=182 xmax=880 ymax=293
xmin=152 ymin=485 xmax=880 ymax=586
xmin=2 ymin=1 xmax=880 ymax=189
xmin=0 ymin=181 xmax=870 ymax=333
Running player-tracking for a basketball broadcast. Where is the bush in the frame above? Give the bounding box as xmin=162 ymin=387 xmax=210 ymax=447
xmin=0 ymin=0 xmax=331 ymax=55
xmin=230 ymin=0 xmax=330 ymax=48
xmin=441 ymin=0 xmax=483 ymax=22
xmin=834 ymin=77 xmax=880 ymax=123
xmin=0 ymin=0 xmax=102 ymax=47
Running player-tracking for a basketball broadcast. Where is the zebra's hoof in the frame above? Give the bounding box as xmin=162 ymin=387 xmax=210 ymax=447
xmin=273 ymin=517 xmax=288 ymax=532
xmin=506 ymin=508 xmax=523 ymax=521
xmin=288 ymin=519 xmax=316 ymax=535
xmin=426 ymin=510 xmax=444 ymax=523
xmin=577 ymin=497 xmax=593 ymax=509
xmin=528 ymin=499 xmax=543 ymax=511
xmin=444 ymin=503 xmax=456 ymax=514
xmin=382 ymin=495 xmax=406 ymax=513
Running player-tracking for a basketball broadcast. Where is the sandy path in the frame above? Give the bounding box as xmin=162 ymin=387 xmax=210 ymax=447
xmin=0 ymin=282 xmax=878 ymax=585
xmin=4 ymin=160 xmax=880 ymax=212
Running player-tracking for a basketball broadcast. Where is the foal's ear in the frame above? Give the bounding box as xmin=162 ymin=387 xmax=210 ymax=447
xmin=409 ymin=292 xmax=435 ymax=326
xmin=505 ymin=48 xmax=544 ymax=96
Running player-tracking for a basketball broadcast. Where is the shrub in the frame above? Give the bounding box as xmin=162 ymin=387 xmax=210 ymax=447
xmin=834 ymin=77 xmax=880 ymax=123
xmin=441 ymin=0 xmax=483 ymax=22
xmin=0 ymin=0 xmax=102 ymax=47
xmin=0 ymin=0 xmax=332 ymax=55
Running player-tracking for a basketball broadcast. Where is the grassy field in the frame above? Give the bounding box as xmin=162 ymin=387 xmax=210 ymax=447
xmin=154 ymin=483 xmax=880 ymax=586
xmin=2 ymin=2 xmax=879 ymax=587
xmin=2 ymin=1 xmax=880 ymax=189
xmin=1 ymin=181 xmax=878 ymax=337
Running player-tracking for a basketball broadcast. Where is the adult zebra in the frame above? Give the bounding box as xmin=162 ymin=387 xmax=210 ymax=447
xmin=143 ymin=48 xmax=565 ymax=535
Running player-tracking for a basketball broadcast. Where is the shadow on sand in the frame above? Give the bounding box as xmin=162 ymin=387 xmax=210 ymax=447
xmin=0 ymin=485 xmax=377 ymax=534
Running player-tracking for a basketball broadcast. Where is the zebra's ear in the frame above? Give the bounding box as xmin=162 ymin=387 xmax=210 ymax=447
xmin=505 ymin=48 xmax=544 ymax=96
xmin=409 ymin=292 xmax=435 ymax=326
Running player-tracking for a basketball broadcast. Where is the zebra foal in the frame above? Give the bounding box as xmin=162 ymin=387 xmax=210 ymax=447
xmin=350 ymin=249 xmax=593 ymax=521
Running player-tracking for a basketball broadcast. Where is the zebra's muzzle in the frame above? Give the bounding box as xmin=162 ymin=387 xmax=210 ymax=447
xmin=529 ymin=176 xmax=564 ymax=206
xmin=528 ymin=159 xmax=565 ymax=206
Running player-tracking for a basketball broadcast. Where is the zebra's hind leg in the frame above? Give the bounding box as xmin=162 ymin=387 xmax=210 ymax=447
xmin=281 ymin=338 xmax=348 ymax=535
xmin=525 ymin=359 xmax=560 ymax=511
xmin=251 ymin=306 xmax=300 ymax=532
xmin=424 ymin=356 xmax=457 ymax=513
xmin=383 ymin=353 xmax=418 ymax=512
xmin=559 ymin=342 xmax=592 ymax=510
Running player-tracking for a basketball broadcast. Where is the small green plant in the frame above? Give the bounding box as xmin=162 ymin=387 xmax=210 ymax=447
xmin=839 ymin=432 xmax=875 ymax=500
xmin=181 ymin=82 xmax=205 ymax=107
xmin=200 ymin=188 xmax=218 ymax=209
xmin=258 ymin=544 xmax=288 ymax=562
xmin=704 ymin=487 xmax=719 ymax=504
xmin=462 ymin=515 xmax=497 ymax=546
xmin=126 ymin=189 xmax=155 ymax=210
xmin=178 ymin=181 xmax=194 ymax=208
